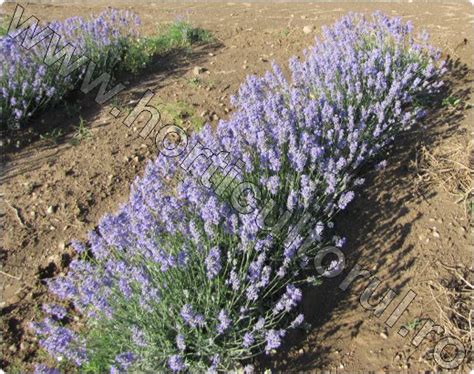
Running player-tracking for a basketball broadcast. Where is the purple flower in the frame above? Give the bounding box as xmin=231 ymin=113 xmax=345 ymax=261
xmin=42 ymin=304 xmax=67 ymax=320
xmin=70 ymin=240 xmax=86 ymax=253
xmin=375 ymin=160 xmax=388 ymax=170
xmin=337 ymin=191 xmax=355 ymax=210
xmin=131 ymin=326 xmax=147 ymax=347
xmin=34 ymin=364 xmax=60 ymax=374
xmin=216 ymin=309 xmax=231 ymax=334
xmin=176 ymin=334 xmax=186 ymax=351
xmin=115 ymin=352 xmax=135 ymax=370
xmin=242 ymin=332 xmax=254 ymax=348
xmin=205 ymin=246 xmax=222 ymax=280
xmin=289 ymin=313 xmax=304 ymax=328
xmin=180 ymin=304 xmax=205 ymax=328
xmin=168 ymin=354 xmax=187 ymax=372
xmin=254 ymin=317 xmax=265 ymax=331
xmin=264 ymin=329 xmax=286 ymax=353
xmin=273 ymin=284 xmax=302 ymax=314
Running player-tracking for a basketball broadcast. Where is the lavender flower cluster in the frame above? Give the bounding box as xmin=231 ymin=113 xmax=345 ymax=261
xmin=0 ymin=9 xmax=140 ymax=130
xmin=32 ymin=12 xmax=444 ymax=372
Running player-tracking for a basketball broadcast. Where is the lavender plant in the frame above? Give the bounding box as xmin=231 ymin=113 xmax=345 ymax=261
xmin=1 ymin=9 xmax=140 ymax=131
xmin=31 ymin=12 xmax=445 ymax=372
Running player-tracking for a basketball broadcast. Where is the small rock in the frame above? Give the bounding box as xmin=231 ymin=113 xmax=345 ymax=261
xmin=9 ymin=344 xmax=17 ymax=353
xmin=212 ymin=114 xmax=220 ymax=121
xmin=133 ymin=156 xmax=139 ymax=163
xmin=432 ymin=231 xmax=440 ymax=238
xmin=339 ymin=364 xmax=344 ymax=369
xmin=303 ymin=25 xmax=313 ymax=34
xmin=380 ymin=331 xmax=388 ymax=339
xmin=298 ymin=348 xmax=304 ymax=354
xmin=208 ymin=52 xmax=214 ymax=57
xmin=58 ymin=241 xmax=65 ymax=251
xmin=301 ymin=15 xmax=307 ymax=19
xmin=46 ymin=205 xmax=56 ymax=215
xmin=193 ymin=66 xmax=207 ymax=75
xmin=200 ymin=110 xmax=209 ymax=118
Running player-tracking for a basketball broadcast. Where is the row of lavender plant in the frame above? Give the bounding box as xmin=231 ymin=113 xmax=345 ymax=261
xmin=32 ymin=12 xmax=445 ymax=373
xmin=0 ymin=9 xmax=140 ymax=131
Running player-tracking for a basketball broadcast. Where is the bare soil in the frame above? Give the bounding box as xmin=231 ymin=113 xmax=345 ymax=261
xmin=1 ymin=2 xmax=472 ymax=372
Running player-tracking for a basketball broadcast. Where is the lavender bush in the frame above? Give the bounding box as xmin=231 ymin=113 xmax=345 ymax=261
xmin=0 ymin=9 xmax=141 ymax=131
xmin=31 ymin=12 xmax=445 ymax=372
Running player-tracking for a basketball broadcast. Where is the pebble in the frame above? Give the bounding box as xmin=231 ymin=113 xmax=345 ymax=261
xmin=193 ymin=66 xmax=207 ymax=75
xmin=432 ymin=231 xmax=440 ymax=238
xmin=46 ymin=205 xmax=55 ymax=215
xmin=380 ymin=331 xmax=388 ymax=339
xmin=303 ymin=25 xmax=314 ymax=34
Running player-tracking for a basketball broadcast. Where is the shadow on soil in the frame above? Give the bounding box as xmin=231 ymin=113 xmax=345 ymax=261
xmin=261 ymin=59 xmax=472 ymax=371
xmin=0 ymin=40 xmax=223 ymax=182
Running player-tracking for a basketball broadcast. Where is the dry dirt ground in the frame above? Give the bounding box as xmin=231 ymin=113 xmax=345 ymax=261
xmin=1 ymin=2 xmax=473 ymax=372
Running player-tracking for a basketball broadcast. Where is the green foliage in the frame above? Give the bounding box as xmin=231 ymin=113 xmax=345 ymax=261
xmin=70 ymin=117 xmax=92 ymax=144
xmin=64 ymin=102 xmax=82 ymax=119
xmin=40 ymin=128 xmax=63 ymax=145
xmin=442 ymin=96 xmax=461 ymax=108
xmin=159 ymin=101 xmax=205 ymax=131
xmin=403 ymin=318 xmax=422 ymax=331
xmin=0 ymin=16 xmax=10 ymax=36
xmin=187 ymin=77 xmax=202 ymax=87
xmin=280 ymin=27 xmax=291 ymax=37
xmin=157 ymin=20 xmax=212 ymax=48
xmin=121 ymin=21 xmax=212 ymax=73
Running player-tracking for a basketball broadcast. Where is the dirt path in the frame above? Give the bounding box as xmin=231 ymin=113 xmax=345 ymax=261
xmin=1 ymin=2 xmax=472 ymax=372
